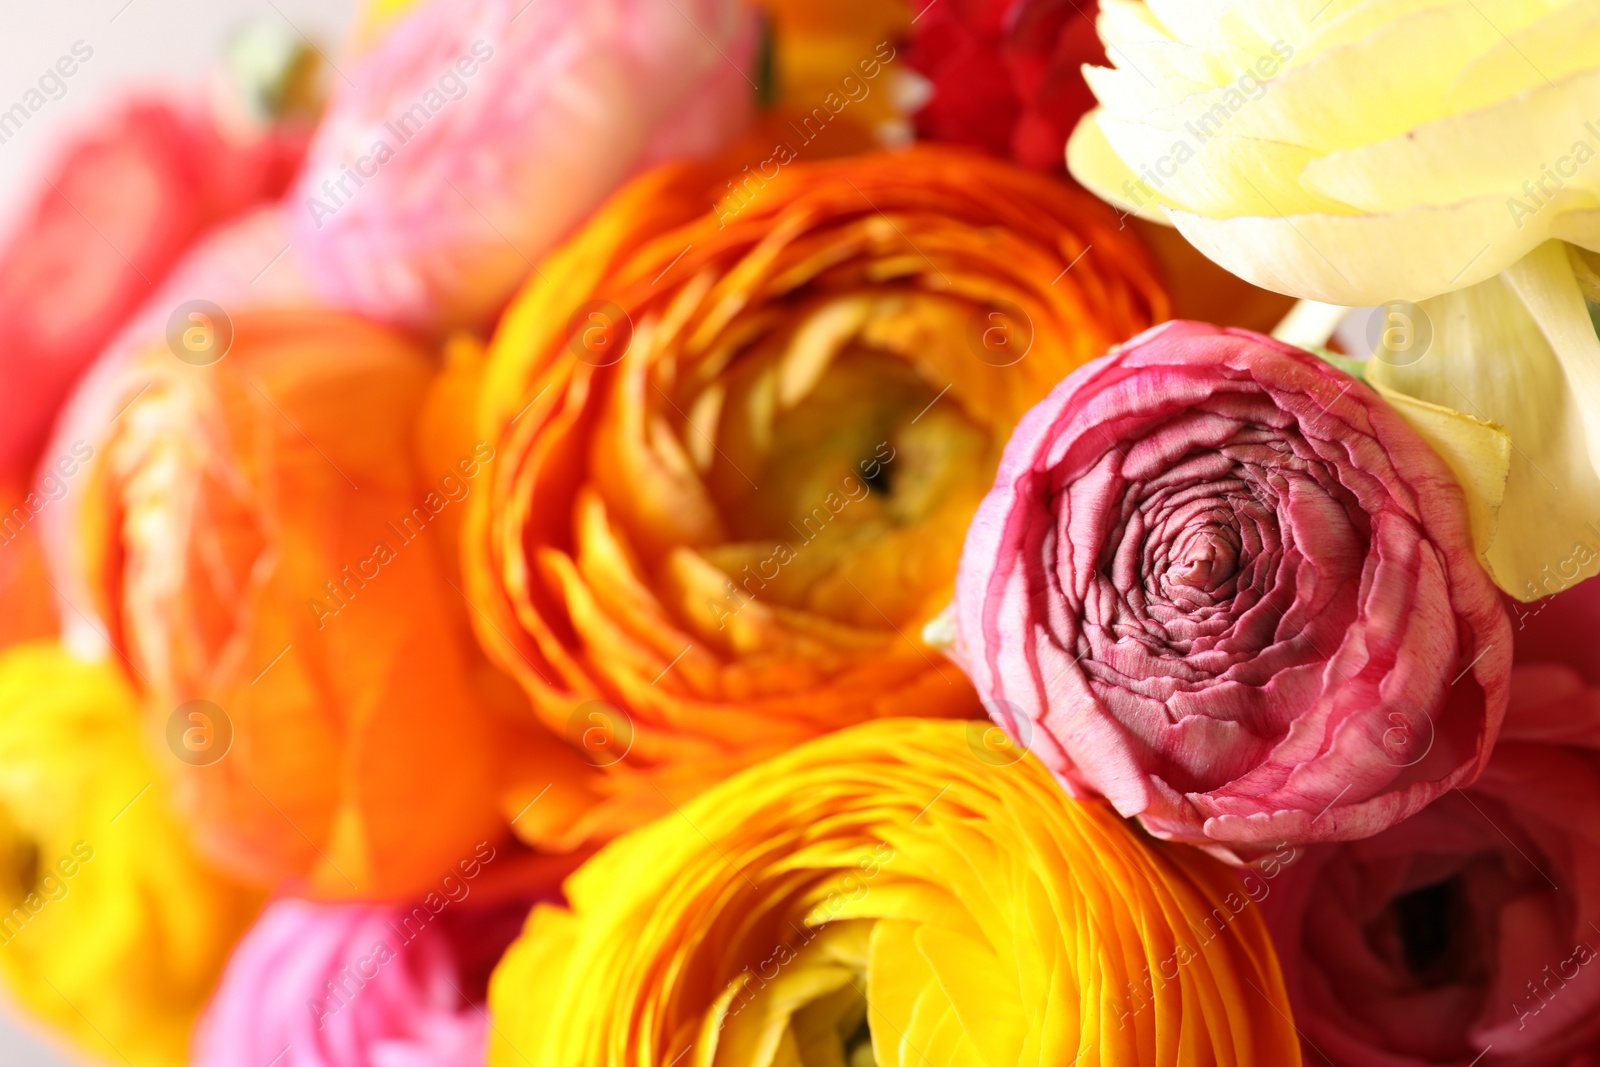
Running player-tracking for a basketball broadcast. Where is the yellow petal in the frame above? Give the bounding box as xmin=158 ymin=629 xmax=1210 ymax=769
xmin=1301 ymin=67 xmax=1600 ymax=213
xmin=1168 ymin=198 xmax=1536 ymax=304
xmin=1370 ymin=244 xmax=1600 ymax=599
xmin=1367 ymin=380 xmax=1511 ymax=578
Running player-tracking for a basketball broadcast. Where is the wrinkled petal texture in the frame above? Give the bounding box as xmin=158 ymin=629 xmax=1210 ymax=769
xmin=953 ymin=320 xmax=1512 ymax=859
xmin=192 ymin=896 xmax=534 ymax=1067
xmin=1066 ymin=0 xmax=1600 ymax=305
xmin=292 ymin=0 xmax=758 ymax=331
xmin=487 ymin=718 xmax=1302 ymax=1067
xmin=66 ymin=310 xmax=507 ymax=899
xmin=0 ymin=643 xmax=261 ymax=1067
xmin=1263 ymin=638 xmax=1600 ymax=1066
xmin=0 ymin=99 xmax=304 ymax=485
xmin=463 ymin=145 xmax=1167 ymax=847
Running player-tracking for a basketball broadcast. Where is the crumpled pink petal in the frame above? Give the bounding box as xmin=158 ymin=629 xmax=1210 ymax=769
xmin=290 ymin=0 xmax=757 ymax=332
xmin=951 ymin=319 xmax=1511 ymax=862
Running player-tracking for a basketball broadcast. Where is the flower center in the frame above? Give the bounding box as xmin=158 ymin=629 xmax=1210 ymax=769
xmin=1163 ymin=524 xmax=1241 ymax=593
xmin=1364 ymin=871 xmax=1490 ymax=992
xmin=0 ymin=806 xmax=38 ymax=906
xmin=842 ymin=1014 xmax=876 ymax=1067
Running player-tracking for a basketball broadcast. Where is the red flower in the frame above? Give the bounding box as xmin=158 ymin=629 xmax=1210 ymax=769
xmin=906 ymin=0 xmax=1103 ymax=169
xmin=0 ymin=100 xmax=306 ymax=486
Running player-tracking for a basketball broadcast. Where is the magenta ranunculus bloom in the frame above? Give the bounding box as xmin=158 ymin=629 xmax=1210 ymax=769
xmin=1261 ymin=634 xmax=1600 ymax=1065
xmin=192 ymin=896 xmax=531 ymax=1067
xmin=951 ymin=319 xmax=1511 ymax=862
xmin=290 ymin=0 xmax=757 ymax=332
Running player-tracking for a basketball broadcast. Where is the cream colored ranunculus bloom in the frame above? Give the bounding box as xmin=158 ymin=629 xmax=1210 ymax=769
xmin=1068 ymin=0 xmax=1600 ymax=600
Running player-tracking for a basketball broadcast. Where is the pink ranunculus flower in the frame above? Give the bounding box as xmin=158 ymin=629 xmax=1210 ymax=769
xmin=950 ymin=320 xmax=1512 ymax=862
xmin=1261 ymin=645 xmax=1600 ymax=1066
xmin=193 ymin=895 xmax=532 ymax=1067
xmin=290 ymin=0 xmax=757 ymax=332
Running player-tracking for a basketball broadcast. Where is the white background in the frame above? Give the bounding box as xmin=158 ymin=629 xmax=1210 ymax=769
xmin=0 ymin=4 xmax=356 ymax=1062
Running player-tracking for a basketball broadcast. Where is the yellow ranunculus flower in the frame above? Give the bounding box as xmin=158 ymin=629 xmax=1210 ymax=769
xmin=488 ymin=719 xmax=1302 ymax=1067
xmin=1067 ymin=0 xmax=1600 ymax=600
xmin=0 ymin=643 xmax=261 ymax=1067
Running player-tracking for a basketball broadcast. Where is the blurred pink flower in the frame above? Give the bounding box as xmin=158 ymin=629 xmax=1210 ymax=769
xmin=1263 ymin=644 xmax=1600 ymax=1066
xmin=950 ymin=320 xmax=1511 ymax=862
xmin=291 ymin=0 xmax=757 ymax=332
xmin=193 ymin=895 xmax=531 ymax=1067
xmin=0 ymin=99 xmax=305 ymax=488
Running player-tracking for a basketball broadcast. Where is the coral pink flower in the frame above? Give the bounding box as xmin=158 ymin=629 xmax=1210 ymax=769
xmin=291 ymin=0 xmax=757 ymax=331
xmin=0 ymin=99 xmax=305 ymax=487
xmin=951 ymin=320 xmax=1511 ymax=861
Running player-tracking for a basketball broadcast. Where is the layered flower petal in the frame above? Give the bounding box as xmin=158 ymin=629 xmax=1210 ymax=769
xmin=56 ymin=308 xmax=579 ymax=899
xmin=487 ymin=718 xmax=1302 ymax=1066
xmin=0 ymin=643 xmax=261 ymax=1067
xmin=1066 ymin=1 xmax=1600 ymax=602
xmin=291 ymin=0 xmax=758 ymax=331
xmin=951 ymin=321 xmax=1512 ymax=860
xmin=1068 ymin=0 xmax=1600 ymax=302
xmin=1262 ymin=584 xmax=1600 ymax=1064
xmin=463 ymin=145 xmax=1167 ymax=846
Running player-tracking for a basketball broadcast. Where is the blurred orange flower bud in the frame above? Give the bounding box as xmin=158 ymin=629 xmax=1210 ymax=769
xmin=64 ymin=308 xmax=577 ymax=899
xmin=464 ymin=145 xmax=1167 ymax=846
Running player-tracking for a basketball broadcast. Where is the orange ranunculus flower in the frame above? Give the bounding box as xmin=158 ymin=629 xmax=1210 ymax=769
xmin=60 ymin=308 xmax=588 ymax=899
xmin=463 ymin=145 xmax=1167 ymax=846
xmin=487 ymin=718 xmax=1302 ymax=1066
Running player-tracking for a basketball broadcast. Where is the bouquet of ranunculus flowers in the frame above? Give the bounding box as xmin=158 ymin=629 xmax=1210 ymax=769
xmin=2 ymin=2 xmax=1598 ymax=1065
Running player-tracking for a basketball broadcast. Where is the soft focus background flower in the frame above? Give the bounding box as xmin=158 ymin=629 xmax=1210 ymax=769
xmin=951 ymin=321 xmax=1511 ymax=860
xmin=0 ymin=643 xmax=261 ymax=1067
xmin=193 ymin=891 xmax=535 ymax=1067
xmin=1066 ymin=0 xmax=1600 ymax=601
xmin=291 ymin=0 xmax=759 ymax=332
xmin=488 ymin=717 xmax=1302 ymax=1066
xmin=1263 ymin=577 xmax=1600 ymax=1065
xmin=907 ymin=0 xmax=1102 ymax=169
xmin=0 ymin=97 xmax=307 ymax=493
xmin=463 ymin=144 xmax=1166 ymax=848
xmin=51 ymin=309 xmax=575 ymax=899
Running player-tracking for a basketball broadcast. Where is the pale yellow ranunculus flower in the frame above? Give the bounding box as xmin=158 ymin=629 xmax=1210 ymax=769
xmin=1067 ymin=0 xmax=1600 ymax=599
xmin=0 ymin=643 xmax=261 ymax=1067
xmin=487 ymin=718 xmax=1302 ymax=1067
